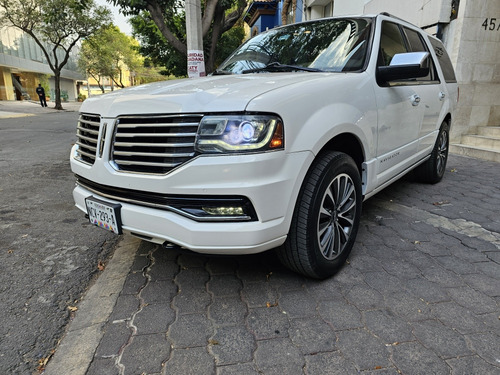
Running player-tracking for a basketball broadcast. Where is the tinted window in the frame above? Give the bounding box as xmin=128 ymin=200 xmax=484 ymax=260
xmin=428 ymin=38 xmax=457 ymax=83
xmin=403 ymin=27 xmax=438 ymax=82
xmin=378 ymin=22 xmax=407 ymax=66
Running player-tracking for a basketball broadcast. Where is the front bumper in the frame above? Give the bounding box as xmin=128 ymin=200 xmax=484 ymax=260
xmin=71 ymin=150 xmax=313 ymax=254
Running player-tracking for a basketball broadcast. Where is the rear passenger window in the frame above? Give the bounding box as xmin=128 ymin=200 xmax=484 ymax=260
xmin=428 ymin=38 xmax=457 ymax=83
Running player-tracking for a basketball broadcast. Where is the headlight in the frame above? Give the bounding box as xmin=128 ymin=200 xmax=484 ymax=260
xmin=195 ymin=115 xmax=284 ymax=153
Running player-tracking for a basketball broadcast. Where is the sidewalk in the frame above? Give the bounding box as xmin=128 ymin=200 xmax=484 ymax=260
xmin=0 ymin=100 xmax=82 ymax=118
xmin=44 ymin=154 xmax=500 ymax=375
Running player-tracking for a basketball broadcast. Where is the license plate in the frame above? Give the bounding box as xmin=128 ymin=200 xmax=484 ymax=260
xmin=85 ymin=197 xmax=122 ymax=234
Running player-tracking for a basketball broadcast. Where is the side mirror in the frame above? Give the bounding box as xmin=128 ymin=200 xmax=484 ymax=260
xmin=377 ymin=51 xmax=430 ymax=84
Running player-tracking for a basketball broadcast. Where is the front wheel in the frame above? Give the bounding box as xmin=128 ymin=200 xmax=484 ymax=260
xmin=277 ymin=151 xmax=362 ymax=279
xmin=414 ymin=121 xmax=450 ymax=184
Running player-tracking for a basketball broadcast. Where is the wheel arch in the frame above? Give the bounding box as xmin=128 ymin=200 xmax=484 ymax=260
xmin=317 ymin=132 xmax=366 ymax=176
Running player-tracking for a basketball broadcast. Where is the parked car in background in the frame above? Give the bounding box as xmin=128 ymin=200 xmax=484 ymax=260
xmin=70 ymin=13 xmax=458 ymax=278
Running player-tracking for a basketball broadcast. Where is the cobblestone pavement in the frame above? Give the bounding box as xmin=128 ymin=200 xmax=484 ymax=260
xmin=55 ymin=155 xmax=500 ymax=375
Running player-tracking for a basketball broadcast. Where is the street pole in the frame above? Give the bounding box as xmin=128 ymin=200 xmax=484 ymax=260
xmin=185 ymin=0 xmax=206 ymax=78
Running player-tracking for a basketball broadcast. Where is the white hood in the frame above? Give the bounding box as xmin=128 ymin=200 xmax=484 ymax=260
xmin=80 ymin=73 xmax=328 ymax=117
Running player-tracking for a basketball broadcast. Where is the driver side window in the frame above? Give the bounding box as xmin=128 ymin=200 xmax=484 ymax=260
xmin=378 ymin=22 xmax=408 ymax=66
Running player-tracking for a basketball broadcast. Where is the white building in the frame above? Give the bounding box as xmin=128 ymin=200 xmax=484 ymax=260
xmin=302 ymin=0 xmax=500 ymax=161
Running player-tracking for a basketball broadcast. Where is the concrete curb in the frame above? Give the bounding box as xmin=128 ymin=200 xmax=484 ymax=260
xmin=43 ymin=235 xmax=140 ymax=375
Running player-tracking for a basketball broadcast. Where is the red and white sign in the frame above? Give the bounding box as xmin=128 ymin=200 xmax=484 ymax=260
xmin=187 ymin=50 xmax=206 ymax=78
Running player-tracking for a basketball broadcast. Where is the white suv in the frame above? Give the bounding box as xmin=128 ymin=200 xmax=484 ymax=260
xmin=71 ymin=14 xmax=458 ymax=278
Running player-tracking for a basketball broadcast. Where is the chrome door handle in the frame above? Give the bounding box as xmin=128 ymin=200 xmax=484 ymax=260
xmin=411 ymin=94 xmax=421 ymax=106
xmin=439 ymin=91 xmax=446 ymax=100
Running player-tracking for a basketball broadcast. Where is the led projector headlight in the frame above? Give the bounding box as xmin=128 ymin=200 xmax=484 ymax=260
xmin=195 ymin=115 xmax=284 ymax=153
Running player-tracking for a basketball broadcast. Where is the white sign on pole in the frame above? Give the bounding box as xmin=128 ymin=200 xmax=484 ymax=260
xmin=187 ymin=50 xmax=206 ymax=78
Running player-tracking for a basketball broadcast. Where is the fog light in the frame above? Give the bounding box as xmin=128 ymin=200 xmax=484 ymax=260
xmin=202 ymin=206 xmax=245 ymax=216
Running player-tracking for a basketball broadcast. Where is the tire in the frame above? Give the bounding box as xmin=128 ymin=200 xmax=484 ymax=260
xmin=277 ymin=151 xmax=362 ymax=279
xmin=414 ymin=121 xmax=450 ymax=184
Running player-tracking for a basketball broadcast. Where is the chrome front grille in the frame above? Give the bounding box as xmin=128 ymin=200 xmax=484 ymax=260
xmin=112 ymin=115 xmax=202 ymax=174
xmin=76 ymin=113 xmax=101 ymax=165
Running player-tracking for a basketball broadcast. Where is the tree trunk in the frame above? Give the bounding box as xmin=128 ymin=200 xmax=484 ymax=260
xmin=206 ymin=5 xmax=224 ymax=73
xmin=53 ymin=71 xmax=63 ymax=110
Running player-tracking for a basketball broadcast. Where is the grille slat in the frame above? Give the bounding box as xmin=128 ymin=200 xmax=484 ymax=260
xmin=116 ymin=132 xmax=197 ymax=138
xmin=75 ymin=113 xmax=100 ymax=165
xmin=112 ymin=115 xmax=202 ymax=174
xmin=113 ymin=142 xmax=194 ymax=148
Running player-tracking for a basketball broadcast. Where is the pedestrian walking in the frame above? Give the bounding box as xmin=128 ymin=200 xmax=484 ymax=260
xmin=36 ymin=84 xmax=48 ymax=107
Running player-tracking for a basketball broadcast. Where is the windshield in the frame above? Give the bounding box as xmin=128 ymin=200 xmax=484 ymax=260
xmin=217 ymin=18 xmax=372 ymax=74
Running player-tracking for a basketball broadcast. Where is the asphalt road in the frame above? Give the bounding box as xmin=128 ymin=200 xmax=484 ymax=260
xmin=0 ymin=101 xmax=118 ymax=374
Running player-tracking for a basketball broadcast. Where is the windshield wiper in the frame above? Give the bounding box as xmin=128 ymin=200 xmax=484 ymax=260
xmin=211 ymin=70 xmax=234 ymax=75
xmin=242 ymin=62 xmax=323 ymax=74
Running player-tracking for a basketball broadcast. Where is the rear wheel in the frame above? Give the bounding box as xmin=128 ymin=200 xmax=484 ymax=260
xmin=414 ymin=121 xmax=450 ymax=184
xmin=277 ymin=151 xmax=362 ymax=279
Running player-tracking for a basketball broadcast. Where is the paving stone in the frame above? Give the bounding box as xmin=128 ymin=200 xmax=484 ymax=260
xmin=108 ymin=294 xmax=139 ymax=322
xmin=416 ymin=241 xmax=452 ymax=257
xmin=205 ymin=258 xmax=239 ymax=275
xmin=336 ymin=328 xmax=390 ymax=371
xmin=266 ymin=269 xmax=306 ymax=291
xmin=148 ymin=259 xmax=179 ymax=281
xmin=485 ymin=251 xmax=500 ymax=263
xmin=175 ymin=267 xmax=209 ymax=291
xmin=140 ymin=280 xmax=178 ymax=305
xmin=390 ymin=341 xmax=450 ymax=375
xmin=209 ymin=296 xmax=247 ymax=326
xmin=207 ymin=274 xmax=242 ymax=297
xmin=303 ymin=277 xmax=344 ymax=302
xmin=446 ymin=355 xmax=500 ymax=375
xmin=433 ymin=255 xmax=478 ymax=275
xmin=304 ymin=351 xmax=358 ymax=375
xmin=405 ymin=277 xmax=450 ymax=304
xmin=472 ymin=261 xmax=500 ymax=279
xmin=210 ymin=325 xmax=255 ymax=365
xmin=411 ymin=320 xmax=472 ymax=358
xmin=173 ymin=288 xmax=212 ymax=314
xmin=216 ymin=363 xmax=259 ymax=375
xmin=447 ymin=286 xmax=498 ymax=314
xmin=168 ymin=313 xmax=213 ymax=348
xmin=289 ymin=316 xmax=337 ymax=354
xmin=359 ymin=368 xmax=401 ymax=375
xmin=345 ymin=284 xmax=385 ymax=311
xmin=349 ymin=253 xmax=385 ymax=273
xmin=246 ymin=306 xmax=289 ymax=340
xmin=381 ymin=258 xmax=422 ymax=280
xmin=465 ymin=332 xmax=500 ymax=367
xmin=331 ymin=265 xmax=365 ymax=293
xmin=236 ymin=256 xmax=274 ymax=283
xmin=254 ymin=338 xmax=304 ymax=374
xmin=420 ymin=262 xmax=466 ymax=287
xmin=130 ymin=254 xmax=150 ymax=273
xmin=363 ymin=309 xmax=413 ymax=344
xmin=95 ymin=321 xmax=131 ymax=357
xmin=177 ymin=253 xmax=207 ymax=268
xmin=121 ymin=271 xmax=147 ymax=295
xmin=119 ymin=333 xmax=170 ymax=375
xmin=134 ymin=302 xmax=175 ymax=335
xmin=383 ymin=291 xmax=433 ymax=322
xmin=279 ymin=289 xmax=318 ymax=319
xmin=430 ymin=302 xmax=488 ymax=335
xmin=318 ymin=299 xmax=363 ymax=331
xmin=87 ymin=357 xmax=118 ymax=375
xmin=362 ymin=271 xmax=408 ymax=295
xmin=154 ymin=245 xmax=180 ymax=262
xmin=164 ymin=347 xmax=215 ymax=375
xmin=462 ymin=273 xmax=500 ymax=297
xmin=240 ymin=281 xmax=278 ymax=308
